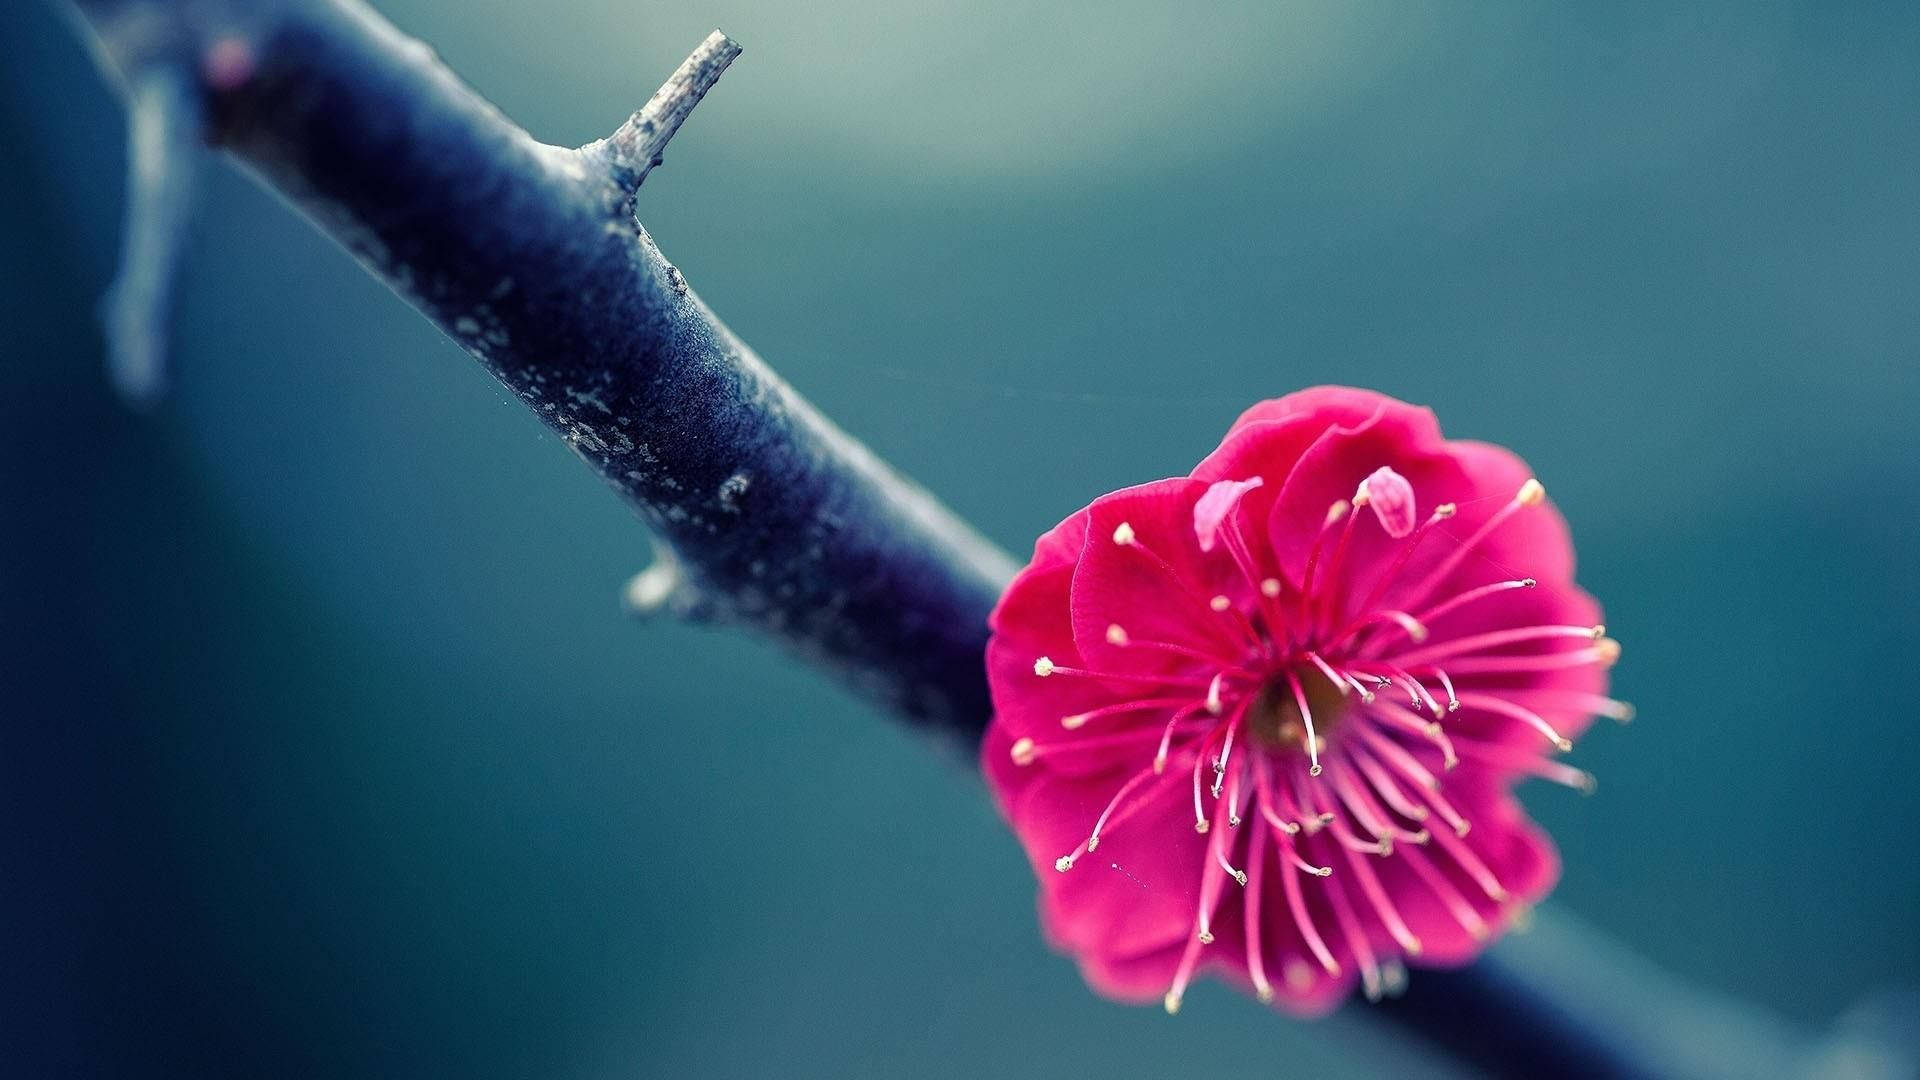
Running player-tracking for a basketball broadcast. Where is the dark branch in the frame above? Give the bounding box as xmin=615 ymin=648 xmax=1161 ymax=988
xmin=73 ymin=0 xmax=1015 ymax=746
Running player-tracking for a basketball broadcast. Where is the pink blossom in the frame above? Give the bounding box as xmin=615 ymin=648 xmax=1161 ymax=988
xmin=983 ymin=387 xmax=1623 ymax=1014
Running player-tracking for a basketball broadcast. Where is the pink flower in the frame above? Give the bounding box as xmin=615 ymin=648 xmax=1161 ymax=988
xmin=983 ymin=387 xmax=1625 ymax=1015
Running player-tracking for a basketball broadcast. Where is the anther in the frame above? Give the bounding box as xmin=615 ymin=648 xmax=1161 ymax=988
xmin=1205 ymin=673 xmax=1225 ymax=715
xmin=1358 ymin=466 xmax=1418 ymax=538
xmin=1381 ymin=959 xmax=1409 ymax=996
xmin=1523 ymin=577 xmax=1537 ymax=587
xmin=1597 ymin=638 xmax=1622 ymax=665
xmin=1112 ymin=521 xmax=1136 ymax=545
xmin=1435 ymin=502 xmax=1457 ymax=518
xmin=1194 ymin=820 xmax=1210 ymax=834
xmin=1033 ymin=656 xmax=1055 ymax=677
xmin=1255 ymin=986 xmax=1275 ymax=1004
xmin=1106 ymin=623 xmax=1130 ymax=646
xmin=1010 ymin=737 xmax=1036 ymax=766
xmin=1260 ymin=578 xmax=1282 ymax=598
xmin=1210 ymin=594 xmax=1231 ymax=612
xmin=1061 ymin=712 xmax=1090 ymax=730
xmin=1163 ymin=991 xmax=1183 ymax=1015
xmin=1590 ymin=624 xmax=1607 ymax=640
xmin=1054 ymin=855 xmax=1075 ymax=872
xmin=1517 ymin=478 xmax=1545 ymax=506
xmin=1198 ymin=929 xmax=1215 ymax=944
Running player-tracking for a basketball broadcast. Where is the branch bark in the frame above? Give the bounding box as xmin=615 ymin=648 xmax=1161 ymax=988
xmin=54 ymin=3 xmax=1914 ymax=1079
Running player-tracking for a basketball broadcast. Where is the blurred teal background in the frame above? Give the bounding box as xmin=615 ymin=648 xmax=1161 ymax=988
xmin=3 ymin=1 xmax=1916 ymax=1076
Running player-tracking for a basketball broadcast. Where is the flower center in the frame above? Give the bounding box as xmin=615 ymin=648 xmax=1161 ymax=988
xmin=1248 ymin=662 xmax=1349 ymax=752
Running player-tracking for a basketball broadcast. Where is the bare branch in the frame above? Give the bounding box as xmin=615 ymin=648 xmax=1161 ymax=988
xmin=67 ymin=0 xmax=1016 ymax=743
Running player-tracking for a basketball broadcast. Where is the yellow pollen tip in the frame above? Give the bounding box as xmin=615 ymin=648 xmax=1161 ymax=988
xmin=1231 ymin=870 xmax=1249 ymax=887
xmin=1163 ymin=992 xmax=1183 ymax=1015
xmin=1523 ymin=577 xmax=1538 ymax=588
xmin=1577 ymin=771 xmax=1599 ymax=795
xmin=1010 ymin=737 xmax=1037 ymax=766
xmin=1435 ymin=502 xmax=1458 ymax=518
xmin=1260 ymin=578 xmax=1282 ymax=598
xmin=1054 ymin=855 xmax=1075 ymax=872
xmin=1105 ymin=624 xmax=1129 ymax=646
xmin=1194 ymin=820 xmax=1210 ymax=834
xmin=1314 ymin=866 xmax=1333 ymax=878
xmin=1407 ymin=619 xmax=1430 ymax=642
xmin=1209 ymin=594 xmax=1231 ymax=612
xmin=1308 ymin=764 xmax=1323 ymax=776
xmin=1596 ymin=638 xmax=1622 ymax=665
xmin=1326 ymin=500 xmax=1350 ymax=525
xmin=1405 ymin=938 xmax=1423 ymax=957
xmin=1061 ymin=712 xmax=1090 ymax=730
xmin=1517 ymin=478 xmax=1546 ymax=506
xmin=1351 ymin=481 xmax=1371 ymax=507
xmin=1590 ymin=624 xmax=1607 ymax=640
xmin=1111 ymin=521 xmax=1136 ymax=546
xmin=1455 ymin=821 xmax=1472 ymax=838
xmin=1197 ymin=930 xmax=1215 ymax=944
xmin=1033 ymin=656 xmax=1055 ymax=677
xmin=1255 ymin=985 xmax=1275 ymax=1005
xmin=1553 ymin=736 xmax=1575 ymax=752
xmin=1086 ymin=837 xmax=1100 ymax=851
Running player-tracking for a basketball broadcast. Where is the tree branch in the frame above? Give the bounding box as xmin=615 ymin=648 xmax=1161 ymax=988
xmin=71 ymin=0 xmax=1016 ymax=747
xmin=54 ymin=3 xmax=1915 ymax=1079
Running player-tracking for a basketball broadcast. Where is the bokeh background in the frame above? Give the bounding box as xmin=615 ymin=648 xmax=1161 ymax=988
xmin=4 ymin=1 xmax=1916 ymax=1076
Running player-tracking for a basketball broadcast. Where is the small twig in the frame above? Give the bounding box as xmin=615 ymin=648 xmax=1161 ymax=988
xmin=621 ymin=545 xmax=716 ymax=622
xmin=102 ymin=64 xmax=201 ymax=406
xmin=597 ymin=29 xmax=740 ymax=192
